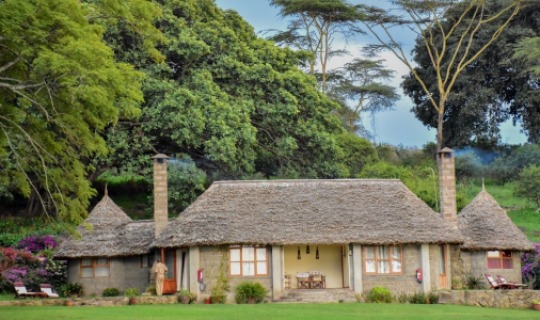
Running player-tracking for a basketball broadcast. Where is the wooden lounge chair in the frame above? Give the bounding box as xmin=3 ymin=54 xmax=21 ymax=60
xmin=484 ymin=274 xmax=513 ymax=290
xmin=496 ymin=275 xmax=527 ymax=289
xmin=14 ymin=282 xmax=37 ymax=299
xmin=40 ymin=284 xmax=60 ymax=298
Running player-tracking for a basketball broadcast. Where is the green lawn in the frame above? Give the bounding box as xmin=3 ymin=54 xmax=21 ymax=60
xmin=0 ymin=303 xmax=536 ymax=320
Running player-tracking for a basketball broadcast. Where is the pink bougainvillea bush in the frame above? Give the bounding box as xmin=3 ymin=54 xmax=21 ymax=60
xmin=0 ymin=235 xmax=66 ymax=293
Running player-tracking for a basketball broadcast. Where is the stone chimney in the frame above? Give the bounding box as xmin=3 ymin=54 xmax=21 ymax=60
xmin=438 ymin=147 xmax=457 ymax=226
xmin=153 ymin=154 xmax=169 ymax=238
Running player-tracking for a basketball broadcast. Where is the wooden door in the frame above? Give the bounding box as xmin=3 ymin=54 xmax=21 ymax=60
xmin=161 ymin=249 xmax=177 ymax=294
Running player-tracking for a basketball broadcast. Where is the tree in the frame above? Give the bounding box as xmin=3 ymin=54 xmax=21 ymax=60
xmin=328 ymin=58 xmax=399 ymax=134
xmin=0 ymin=0 xmax=151 ymax=223
xmin=269 ymin=0 xmax=359 ymax=92
xmin=99 ymin=0 xmax=359 ymax=185
xmin=357 ymin=0 xmax=523 ymax=151
xmin=404 ymin=1 xmax=540 ymax=147
xmin=515 ymin=165 xmax=540 ymax=209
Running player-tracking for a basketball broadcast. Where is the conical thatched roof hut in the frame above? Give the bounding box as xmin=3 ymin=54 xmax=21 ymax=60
xmin=458 ymin=189 xmax=533 ymax=251
xmin=55 ymin=195 xmax=155 ymax=258
xmin=154 ymin=179 xmax=463 ymax=247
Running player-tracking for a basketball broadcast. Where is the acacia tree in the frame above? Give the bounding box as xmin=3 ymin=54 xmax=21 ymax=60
xmin=403 ymin=1 xmax=540 ymax=147
xmin=357 ymin=0 xmax=523 ymax=151
xmin=328 ymin=58 xmax=399 ymax=134
xmin=269 ymin=0 xmax=358 ymax=92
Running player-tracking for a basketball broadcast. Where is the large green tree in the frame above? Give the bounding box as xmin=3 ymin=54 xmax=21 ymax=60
xmin=100 ymin=0 xmax=361 ymax=196
xmin=403 ymin=1 xmax=540 ymax=147
xmin=0 ymin=0 xmax=153 ymax=223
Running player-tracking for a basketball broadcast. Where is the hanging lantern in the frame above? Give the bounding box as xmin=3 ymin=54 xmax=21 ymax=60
xmin=316 ymin=246 xmax=320 ymax=259
xmin=297 ymin=246 xmax=301 ymax=260
xmin=306 ymin=245 xmax=310 ymax=254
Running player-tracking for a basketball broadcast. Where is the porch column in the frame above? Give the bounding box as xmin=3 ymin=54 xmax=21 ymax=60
xmin=444 ymin=244 xmax=452 ymax=289
xmin=420 ymin=244 xmax=431 ymax=293
xmin=188 ymin=247 xmax=200 ymax=297
xmin=271 ymin=245 xmax=284 ymax=300
xmin=351 ymin=244 xmax=363 ymax=294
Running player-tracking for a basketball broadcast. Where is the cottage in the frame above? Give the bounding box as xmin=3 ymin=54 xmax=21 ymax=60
xmin=55 ymin=149 xmax=533 ymax=300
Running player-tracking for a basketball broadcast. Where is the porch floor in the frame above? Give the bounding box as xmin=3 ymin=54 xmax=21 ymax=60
xmin=277 ymin=288 xmax=357 ymax=303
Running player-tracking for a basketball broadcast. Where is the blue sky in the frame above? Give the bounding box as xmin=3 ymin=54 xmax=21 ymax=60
xmin=215 ymin=0 xmax=527 ymax=147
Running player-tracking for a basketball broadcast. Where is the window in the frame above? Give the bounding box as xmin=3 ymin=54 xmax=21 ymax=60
xmin=230 ymin=245 xmax=268 ymax=276
xmin=140 ymin=254 xmax=151 ymax=268
xmin=363 ymin=245 xmax=402 ymax=274
xmin=487 ymin=250 xmax=513 ymax=269
xmin=81 ymin=258 xmax=110 ymax=277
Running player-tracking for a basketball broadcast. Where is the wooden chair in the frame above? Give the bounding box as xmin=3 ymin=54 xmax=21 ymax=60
xmin=14 ymin=282 xmax=37 ymax=299
xmin=496 ymin=275 xmax=527 ymax=289
xmin=40 ymin=284 xmax=60 ymax=298
xmin=296 ymin=272 xmax=311 ymax=289
xmin=484 ymin=274 xmax=513 ymax=290
xmin=311 ymin=274 xmax=326 ymax=289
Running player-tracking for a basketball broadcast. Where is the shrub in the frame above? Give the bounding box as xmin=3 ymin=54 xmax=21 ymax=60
xmin=234 ymin=281 xmax=268 ymax=304
xmin=59 ymin=282 xmax=83 ymax=297
xmin=365 ymin=286 xmax=392 ymax=303
xmin=177 ymin=289 xmax=196 ymax=304
xmin=102 ymin=287 xmax=121 ymax=297
xmin=407 ymin=292 xmax=439 ymax=304
xmin=124 ymin=288 xmax=140 ymax=297
xmin=463 ymin=273 xmax=485 ymax=289
xmin=522 ymin=243 xmax=540 ymax=289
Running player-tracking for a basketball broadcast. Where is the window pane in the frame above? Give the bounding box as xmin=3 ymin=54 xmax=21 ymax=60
xmin=96 ymin=258 xmax=109 ymax=266
xmin=487 ymin=251 xmax=500 ymax=258
xmin=365 ymin=247 xmax=375 ymax=259
xmin=502 ymin=259 xmax=513 ymax=269
xmin=379 ymin=246 xmax=389 ymax=259
xmin=392 ymin=260 xmax=402 ymax=273
xmin=256 ymin=248 xmax=267 ymax=261
xmin=502 ymin=251 xmax=512 ymax=258
xmin=243 ymin=262 xmax=255 ymax=276
xmin=95 ymin=266 xmax=109 ymax=277
xmin=230 ymin=262 xmax=241 ymax=275
xmin=230 ymin=248 xmax=241 ymax=262
xmin=378 ymin=260 xmax=389 ymax=273
xmin=256 ymin=261 xmax=267 ymax=275
xmin=487 ymin=258 xmax=501 ymax=269
xmin=81 ymin=268 xmax=93 ymax=278
xmin=243 ymin=246 xmax=255 ymax=261
xmin=365 ymin=260 xmax=376 ymax=273
xmin=81 ymin=258 xmax=92 ymax=267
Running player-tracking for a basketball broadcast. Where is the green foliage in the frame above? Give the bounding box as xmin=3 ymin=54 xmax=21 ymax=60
xmin=124 ymin=288 xmax=140 ymax=297
xmin=102 ymin=287 xmax=121 ymax=297
xmin=210 ymin=257 xmax=230 ymax=304
xmin=234 ymin=281 xmax=268 ymax=304
xmin=406 ymin=292 xmax=439 ymax=304
xmin=515 ymin=165 xmax=540 ymax=207
xmin=488 ymin=144 xmax=540 ymax=183
xmin=335 ymin=133 xmax=377 ymax=176
xmin=167 ymin=159 xmax=207 ymax=213
xmin=0 ymin=0 xmax=151 ymax=223
xmin=59 ymin=282 xmax=83 ymax=298
xmin=177 ymin=289 xmax=196 ymax=304
xmin=365 ymin=286 xmax=392 ymax=303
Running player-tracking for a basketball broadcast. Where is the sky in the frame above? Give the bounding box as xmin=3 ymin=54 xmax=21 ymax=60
xmin=214 ymin=0 xmax=527 ymax=147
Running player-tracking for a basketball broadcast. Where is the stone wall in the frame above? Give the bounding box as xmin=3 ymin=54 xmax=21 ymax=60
xmin=67 ymin=256 xmax=151 ymax=296
xmin=438 ymin=289 xmax=540 ymax=309
xmin=461 ymin=251 xmax=522 ymax=284
xmin=0 ymin=295 xmax=177 ymax=307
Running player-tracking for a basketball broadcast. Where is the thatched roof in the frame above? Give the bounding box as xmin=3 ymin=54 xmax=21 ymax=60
xmin=154 ymin=179 xmax=463 ymax=247
xmin=458 ymin=189 xmax=533 ymax=251
xmin=55 ymin=195 xmax=155 ymax=258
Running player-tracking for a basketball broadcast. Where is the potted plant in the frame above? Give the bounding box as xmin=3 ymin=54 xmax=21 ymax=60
xmin=177 ymin=289 xmax=196 ymax=304
xmin=234 ymin=281 xmax=268 ymax=304
xmin=124 ymin=288 xmax=141 ymax=305
xmin=532 ymin=299 xmax=540 ymax=311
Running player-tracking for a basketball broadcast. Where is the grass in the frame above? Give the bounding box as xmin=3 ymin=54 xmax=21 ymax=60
xmin=0 ymin=303 xmax=537 ymax=320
